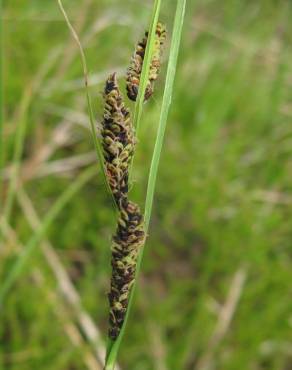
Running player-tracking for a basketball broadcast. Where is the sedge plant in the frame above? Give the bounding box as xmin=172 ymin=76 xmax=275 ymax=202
xmin=0 ymin=1 xmax=186 ymax=369
xmin=57 ymin=0 xmax=186 ymax=369
xmin=104 ymin=1 xmax=186 ymax=368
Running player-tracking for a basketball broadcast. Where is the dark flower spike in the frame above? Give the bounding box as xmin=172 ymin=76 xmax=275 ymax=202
xmin=126 ymin=22 xmax=166 ymax=102
xmin=101 ymin=73 xmax=135 ymax=206
xmin=108 ymin=200 xmax=145 ymax=339
xmin=101 ymin=73 xmax=145 ymax=339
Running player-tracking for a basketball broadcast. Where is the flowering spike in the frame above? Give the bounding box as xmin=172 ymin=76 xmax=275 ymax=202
xmin=126 ymin=22 xmax=167 ymax=102
xmin=101 ymin=73 xmax=145 ymax=339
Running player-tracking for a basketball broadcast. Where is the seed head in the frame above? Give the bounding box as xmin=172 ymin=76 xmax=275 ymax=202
xmin=101 ymin=73 xmax=135 ymax=206
xmin=108 ymin=200 xmax=145 ymax=339
xmin=126 ymin=22 xmax=167 ymax=102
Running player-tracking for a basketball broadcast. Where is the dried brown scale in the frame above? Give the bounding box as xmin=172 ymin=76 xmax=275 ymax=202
xmin=101 ymin=73 xmax=145 ymax=339
xmin=126 ymin=22 xmax=166 ymax=102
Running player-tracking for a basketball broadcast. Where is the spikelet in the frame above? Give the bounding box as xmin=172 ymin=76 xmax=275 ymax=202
xmin=126 ymin=22 xmax=166 ymax=102
xmin=149 ymin=22 xmax=167 ymax=82
xmin=101 ymin=73 xmax=135 ymax=206
xmin=108 ymin=199 xmax=145 ymax=339
xmin=101 ymin=73 xmax=145 ymax=339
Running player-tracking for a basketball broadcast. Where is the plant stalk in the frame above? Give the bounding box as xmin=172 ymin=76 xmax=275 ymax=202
xmin=104 ymin=0 xmax=186 ymax=368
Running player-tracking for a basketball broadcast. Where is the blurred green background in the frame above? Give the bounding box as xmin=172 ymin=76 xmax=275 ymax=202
xmin=1 ymin=1 xmax=292 ymax=369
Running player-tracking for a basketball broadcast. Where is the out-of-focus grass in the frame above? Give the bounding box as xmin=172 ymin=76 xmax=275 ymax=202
xmin=1 ymin=1 xmax=292 ymax=370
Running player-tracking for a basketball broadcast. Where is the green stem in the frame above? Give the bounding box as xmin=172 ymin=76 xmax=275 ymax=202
xmin=0 ymin=1 xmax=3 ymax=202
xmin=144 ymin=0 xmax=186 ymax=229
xmin=133 ymin=0 xmax=162 ymax=136
xmin=129 ymin=0 xmax=162 ymax=185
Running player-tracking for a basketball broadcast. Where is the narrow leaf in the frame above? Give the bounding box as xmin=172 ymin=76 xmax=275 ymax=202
xmin=144 ymin=0 xmax=186 ymax=229
xmin=128 ymin=0 xmax=162 ymax=184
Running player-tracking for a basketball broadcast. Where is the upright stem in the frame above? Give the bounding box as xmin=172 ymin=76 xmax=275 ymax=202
xmin=144 ymin=0 xmax=186 ymax=229
xmin=128 ymin=0 xmax=162 ymax=185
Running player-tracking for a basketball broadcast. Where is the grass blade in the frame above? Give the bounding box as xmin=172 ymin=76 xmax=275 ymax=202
xmin=57 ymin=0 xmax=117 ymax=210
xmin=129 ymin=0 xmax=161 ymax=184
xmin=0 ymin=2 xmax=3 ymax=202
xmin=2 ymin=89 xmax=31 ymax=225
xmin=1 ymin=46 xmax=65 ymax=229
xmin=144 ymin=0 xmax=186 ymax=230
xmin=133 ymin=0 xmax=162 ymax=135
xmin=0 ymin=165 xmax=97 ymax=306
xmin=104 ymin=0 xmax=186 ymax=368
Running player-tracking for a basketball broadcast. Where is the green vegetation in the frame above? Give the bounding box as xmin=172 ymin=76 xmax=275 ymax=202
xmin=1 ymin=1 xmax=292 ymax=370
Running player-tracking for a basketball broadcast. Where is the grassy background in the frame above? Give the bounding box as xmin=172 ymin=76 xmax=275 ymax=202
xmin=1 ymin=0 xmax=292 ymax=369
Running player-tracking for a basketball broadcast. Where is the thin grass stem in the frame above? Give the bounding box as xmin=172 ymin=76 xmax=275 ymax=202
xmin=0 ymin=5 xmax=3 ymax=202
xmin=144 ymin=0 xmax=186 ymax=229
xmin=133 ymin=0 xmax=162 ymax=135
xmin=128 ymin=0 xmax=161 ymax=185
xmin=57 ymin=0 xmax=117 ymax=210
